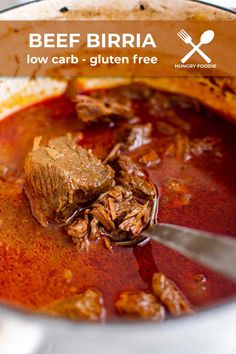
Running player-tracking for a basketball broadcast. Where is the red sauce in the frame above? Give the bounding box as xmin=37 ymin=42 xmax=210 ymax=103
xmin=0 ymin=92 xmax=236 ymax=320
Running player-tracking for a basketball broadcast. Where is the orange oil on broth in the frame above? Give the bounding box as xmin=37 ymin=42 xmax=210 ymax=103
xmin=0 ymin=93 xmax=236 ymax=320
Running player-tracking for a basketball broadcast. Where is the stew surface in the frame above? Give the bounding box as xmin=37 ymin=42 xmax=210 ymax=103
xmin=0 ymin=84 xmax=236 ymax=321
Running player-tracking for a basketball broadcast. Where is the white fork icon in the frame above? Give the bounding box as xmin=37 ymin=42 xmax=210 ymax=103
xmin=177 ymin=29 xmax=214 ymax=64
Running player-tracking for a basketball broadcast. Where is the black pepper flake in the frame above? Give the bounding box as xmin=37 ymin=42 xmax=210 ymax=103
xmin=59 ymin=6 xmax=69 ymax=13
xmin=139 ymin=4 xmax=145 ymax=10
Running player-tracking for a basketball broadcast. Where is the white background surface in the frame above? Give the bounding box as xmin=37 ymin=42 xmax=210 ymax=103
xmin=0 ymin=0 xmax=235 ymax=12
xmin=0 ymin=0 xmax=34 ymax=12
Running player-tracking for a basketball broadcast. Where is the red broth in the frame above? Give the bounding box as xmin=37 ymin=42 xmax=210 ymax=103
xmin=0 ymin=90 xmax=236 ymax=321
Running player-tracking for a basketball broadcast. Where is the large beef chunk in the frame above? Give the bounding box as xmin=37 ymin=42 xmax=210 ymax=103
xmin=74 ymin=95 xmax=133 ymax=123
xmin=66 ymin=80 xmax=134 ymax=124
xmin=24 ymin=136 xmax=114 ymax=226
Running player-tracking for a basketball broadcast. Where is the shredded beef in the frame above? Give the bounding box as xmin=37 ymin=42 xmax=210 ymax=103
xmin=66 ymin=155 xmax=157 ymax=247
xmin=91 ymin=185 xmax=152 ymax=241
xmin=109 ymin=155 xmax=156 ymax=199
xmin=67 ymin=215 xmax=90 ymax=248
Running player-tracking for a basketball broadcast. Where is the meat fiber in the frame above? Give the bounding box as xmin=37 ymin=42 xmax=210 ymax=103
xmin=24 ymin=136 xmax=114 ymax=226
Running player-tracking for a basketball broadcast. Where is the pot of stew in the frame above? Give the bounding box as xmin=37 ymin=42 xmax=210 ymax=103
xmin=0 ymin=1 xmax=236 ymax=354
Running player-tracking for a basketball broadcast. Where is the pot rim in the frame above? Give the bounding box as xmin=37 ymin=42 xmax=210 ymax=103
xmin=0 ymin=0 xmax=235 ymax=15
xmin=0 ymin=290 xmax=236 ymax=331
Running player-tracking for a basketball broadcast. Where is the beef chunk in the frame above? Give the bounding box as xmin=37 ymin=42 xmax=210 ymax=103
xmin=24 ymin=136 xmax=114 ymax=226
xmin=75 ymin=95 xmax=133 ymax=123
xmin=115 ymin=291 xmax=165 ymax=321
xmin=152 ymin=273 xmax=194 ymax=316
xmin=149 ymin=91 xmax=199 ymax=129
xmin=163 ymin=133 xmax=220 ymax=161
xmin=109 ymin=155 xmax=156 ymax=199
xmin=40 ymin=289 xmax=105 ymax=321
xmin=121 ymin=123 xmax=152 ymax=151
xmin=66 ymin=80 xmax=134 ymax=124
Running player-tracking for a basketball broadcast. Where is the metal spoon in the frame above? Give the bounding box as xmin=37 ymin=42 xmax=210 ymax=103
xmin=130 ymin=223 xmax=236 ymax=282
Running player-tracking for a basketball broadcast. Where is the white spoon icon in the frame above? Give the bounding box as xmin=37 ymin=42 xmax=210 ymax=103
xmin=181 ymin=30 xmax=214 ymax=64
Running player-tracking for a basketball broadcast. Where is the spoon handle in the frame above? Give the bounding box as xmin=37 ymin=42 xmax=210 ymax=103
xmin=181 ymin=42 xmax=211 ymax=64
xmin=142 ymin=223 xmax=236 ymax=282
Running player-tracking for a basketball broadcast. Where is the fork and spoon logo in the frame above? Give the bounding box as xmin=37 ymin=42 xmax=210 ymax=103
xmin=177 ymin=29 xmax=215 ymax=64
